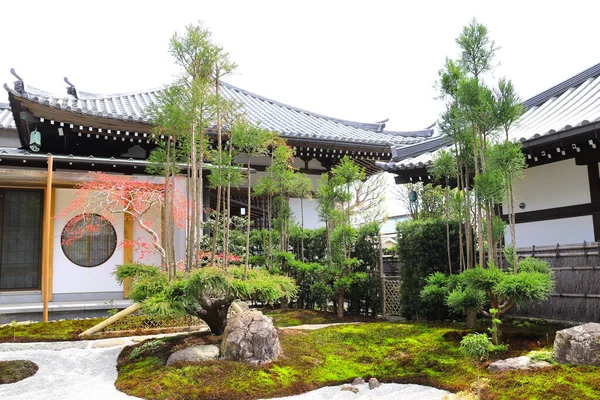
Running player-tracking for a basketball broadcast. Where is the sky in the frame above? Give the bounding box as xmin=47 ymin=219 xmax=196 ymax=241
xmin=1 ymin=0 xmax=599 ymax=216
xmin=2 ymin=1 xmax=599 ymax=132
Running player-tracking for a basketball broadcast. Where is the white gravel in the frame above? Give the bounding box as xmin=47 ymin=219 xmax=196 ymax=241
xmin=0 ymin=334 xmax=451 ymax=400
xmin=261 ymin=383 xmax=450 ymax=400
xmin=0 ymin=344 xmax=140 ymax=400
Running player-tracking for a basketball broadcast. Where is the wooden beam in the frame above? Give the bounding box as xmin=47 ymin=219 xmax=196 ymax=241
xmin=587 ymin=163 xmax=600 ymax=241
xmin=502 ymin=203 xmax=600 ymax=224
xmin=42 ymin=156 xmax=53 ymax=322
xmin=0 ymin=167 xmax=164 ymax=188
xmin=123 ymin=213 xmax=134 ymax=298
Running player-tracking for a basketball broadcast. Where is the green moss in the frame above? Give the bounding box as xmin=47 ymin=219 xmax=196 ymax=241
xmin=0 ymin=360 xmax=38 ymax=384
xmin=264 ymin=309 xmax=372 ymax=327
xmin=114 ymin=321 xmax=600 ymax=400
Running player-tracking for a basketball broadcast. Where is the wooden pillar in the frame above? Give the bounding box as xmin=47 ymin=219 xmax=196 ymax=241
xmin=123 ymin=213 xmax=134 ymax=298
xmin=42 ymin=156 xmax=54 ymax=322
xmin=587 ymin=163 xmax=600 ymax=241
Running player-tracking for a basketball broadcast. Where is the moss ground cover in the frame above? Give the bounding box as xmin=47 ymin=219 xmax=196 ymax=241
xmin=0 ymin=360 xmax=38 ymax=384
xmin=0 ymin=318 xmax=104 ymax=342
xmin=115 ymin=320 xmax=599 ymax=400
xmin=0 ymin=309 xmax=366 ymax=342
xmin=263 ymin=309 xmax=372 ymax=327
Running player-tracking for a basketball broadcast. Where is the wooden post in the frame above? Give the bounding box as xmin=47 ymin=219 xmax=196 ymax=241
xmin=42 ymin=156 xmax=53 ymax=322
xmin=379 ymin=235 xmax=386 ymax=318
xmin=123 ymin=213 xmax=134 ymax=298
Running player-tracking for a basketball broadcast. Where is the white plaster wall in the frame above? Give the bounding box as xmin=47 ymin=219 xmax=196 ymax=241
xmin=505 ymin=215 xmax=594 ymax=247
xmin=289 ymin=198 xmax=324 ymax=229
xmin=505 ymin=159 xmax=590 ymax=214
xmin=53 ymin=188 xmax=123 ymax=294
xmin=132 ymin=205 xmax=162 ymax=266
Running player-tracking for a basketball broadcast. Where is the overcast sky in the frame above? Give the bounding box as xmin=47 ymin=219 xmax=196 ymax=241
xmin=2 ymin=0 xmax=599 ymax=132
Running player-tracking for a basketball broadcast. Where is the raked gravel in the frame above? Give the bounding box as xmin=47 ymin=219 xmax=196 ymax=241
xmin=260 ymin=383 xmax=451 ymax=400
xmin=0 ymin=327 xmax=451 ymax=400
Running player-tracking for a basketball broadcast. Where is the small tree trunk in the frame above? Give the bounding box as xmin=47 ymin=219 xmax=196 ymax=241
xmin=211 ymin=185 xmax=222 ymax=266
xmin=486 ymin=204 xmax=496 ymax=266
xmin=267 ymin=195 xmax=273 ymax=266
xmin=509 ymin=178 xmax=518 ymax=272
xmin=445 ymin=177 xmax=452 ymax=274
xmin=337 ymin=287 xmax=345 ymax=318
xmin=300 ymin=197 xmax=305 ymax=262
xmin=196 ymin=300 xmax=232 ymax=336
xmin=466 ymin=307 xmax=477 ymax=329
xmin=244 ymin=161 xmax=251 ymax=279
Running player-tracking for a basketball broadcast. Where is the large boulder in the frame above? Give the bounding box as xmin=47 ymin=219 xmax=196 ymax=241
xmin=488 ymin=356 xmax=551 ymax=371
xmin=554 ymin=323 xmax=600 ymax=366
xmin=166 ymin=345 xmax=220 ymax=365
xmin=220 ymin=310 xmax=281 ymax=365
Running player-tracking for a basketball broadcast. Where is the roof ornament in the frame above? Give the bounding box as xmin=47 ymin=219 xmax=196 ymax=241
xmin=10 ymin=68 xmax=24 ymax=93
xmin=64 ymin=77 xmax=78 ymax=98
xmin=376 ymin=118 xmax=389 ymax=133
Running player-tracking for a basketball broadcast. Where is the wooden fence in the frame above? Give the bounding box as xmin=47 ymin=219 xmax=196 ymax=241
xmin=511 ymin=242 xmax=600 ymax=323
xmin=380 ymin=242 xmax=600 ymax=323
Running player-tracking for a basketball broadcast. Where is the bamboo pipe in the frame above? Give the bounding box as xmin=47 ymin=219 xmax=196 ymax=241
xmin=79 ymin=302 xmax=142 ymax=337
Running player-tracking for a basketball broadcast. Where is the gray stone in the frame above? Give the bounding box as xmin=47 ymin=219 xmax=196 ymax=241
xmin=554 ymin=323 xmax=600 ymax=366
xmin=341 ymin=385 xmax=359 ymax=393
xmin=488 ymin=356 xmax=551 ymax=371
xmin=368 ymin=378 xmax=381 ymax=389
xmin=92 ymin=339 xmax=125 ymax=348
xmin=351 ymin=377 xmax=365 ymax=385
xmin=220 ymin=310 xmax=280 ymax=365
xmin=166 ymin=345 xmax=220 ymax=365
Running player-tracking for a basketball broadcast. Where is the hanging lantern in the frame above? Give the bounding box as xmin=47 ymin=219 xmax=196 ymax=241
xmin=29 ymin=127 xmax=42 ymax=152
xmin=409 ymin=189 xmax=418 ymax=205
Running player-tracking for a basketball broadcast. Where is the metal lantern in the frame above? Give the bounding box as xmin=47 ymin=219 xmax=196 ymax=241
xmin=408 ymin=189 xmax=418 ymax=205
xmin=29 ymin=127 xmax=41 ymax=152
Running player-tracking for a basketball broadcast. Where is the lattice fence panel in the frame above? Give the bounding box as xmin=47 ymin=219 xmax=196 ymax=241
xmin=383 ymin=278 xmax=402 ymax=316
xmin=102 ymin=309 xmax=203 ymax=332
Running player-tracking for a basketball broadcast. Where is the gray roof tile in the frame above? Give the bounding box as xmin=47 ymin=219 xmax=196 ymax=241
xmin=4 ymin=81 xmax=432 ymax=147
xmin=0 ymin=102 xmax=15 ymax=130
xmin=378 ymin=62 xmax=600 ymax=172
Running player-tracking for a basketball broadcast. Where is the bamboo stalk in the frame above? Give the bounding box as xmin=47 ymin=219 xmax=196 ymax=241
xmin=79 ymin=303 xmax=142 ymax=337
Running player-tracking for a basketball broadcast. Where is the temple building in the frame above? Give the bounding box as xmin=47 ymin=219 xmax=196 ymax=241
xmin=377 ymin=62 xmax=600 ymax=249
xmin=0 ymin=72 xmax=429 ymax=321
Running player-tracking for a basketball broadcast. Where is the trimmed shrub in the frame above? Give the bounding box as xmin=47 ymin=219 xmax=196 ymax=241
xmin=396 ymin=218 xmax=461 ymax=319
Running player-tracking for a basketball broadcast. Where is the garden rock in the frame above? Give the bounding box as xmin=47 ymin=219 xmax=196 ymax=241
xmin=488 ymin=356 xmax=551 ymax=371
xmin=227 ymin=300 xmax=250 ymax=322
xmin=341 ymin=385 xmax=359 ymax=393
xmin=554 ymin=322 xmax=600 ymax=366
xmin=368 ymin=377 xmax=381 ymax=389
xmin=351 ymin=377 xmax=365 ymax=385
xmin=220 ymin=310 xmax=281 ymax=365
xmin=166 ymin=345 xmax=220 ymax=365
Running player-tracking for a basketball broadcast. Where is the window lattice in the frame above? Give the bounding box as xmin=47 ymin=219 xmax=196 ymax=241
xmin=61 ymin=214 xmax=117 ymax=268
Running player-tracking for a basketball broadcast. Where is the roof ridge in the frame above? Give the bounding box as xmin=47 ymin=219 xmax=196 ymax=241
xmin=523 ymin=62 xmax=600 ymax=109
xmin=221 ymin=81 xmax=386 ymax=132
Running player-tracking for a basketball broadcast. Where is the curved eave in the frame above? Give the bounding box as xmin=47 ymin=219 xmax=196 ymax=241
xmin=8 ymin=90 xmax=396 ymax=154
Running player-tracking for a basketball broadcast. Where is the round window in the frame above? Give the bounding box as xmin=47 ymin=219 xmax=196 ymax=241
xmin=61 ymin=214 xmax=117 ymax=268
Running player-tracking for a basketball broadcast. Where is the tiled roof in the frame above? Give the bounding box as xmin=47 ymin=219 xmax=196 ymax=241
xmin=378 ymin=62 xmax=600 ymax=172
xmin=0 ymin=103 xmax=15 ymax=130
xmin=4 ymin=81 xmax=432 ymax=147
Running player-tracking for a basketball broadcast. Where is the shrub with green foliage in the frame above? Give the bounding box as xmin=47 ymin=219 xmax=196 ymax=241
xmin=115 ymin=264 xmax=297 ymax=335
xmin=396 ymin=218 xmax=461 ymax=319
